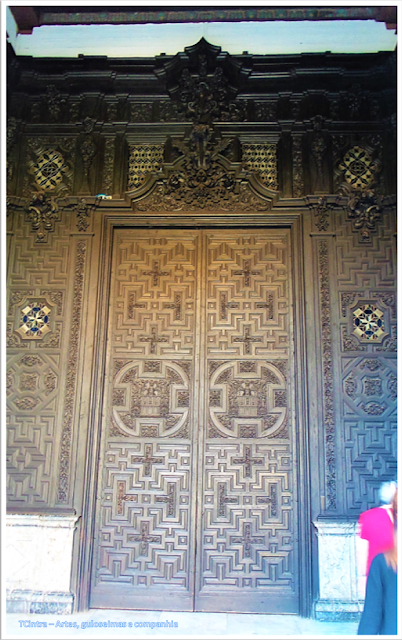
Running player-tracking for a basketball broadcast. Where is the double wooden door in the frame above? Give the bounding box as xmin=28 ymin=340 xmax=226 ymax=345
xmin=90 ymin=228 xmax=299 ymax=613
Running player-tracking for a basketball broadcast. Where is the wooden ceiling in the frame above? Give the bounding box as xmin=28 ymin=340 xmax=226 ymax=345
xmin=10 ymin=6 xmax=397 ymax=34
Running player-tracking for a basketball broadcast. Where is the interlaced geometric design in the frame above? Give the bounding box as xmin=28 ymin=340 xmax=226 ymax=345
xmin=338 ymin=146 xmax=378 ymax=190
xmin=93 ymin=229 xmax=296 ymax=610
xmin=352 ymin=304 xmax=385 ymax=341
xmin=127 ymin=144 xmax=164 ymax=190
xmin=16 ymin=301 xmax=51 ymax=339
xmin=201 ymin=442 xmax=295 ymax=590
xmin=242 ymin=143 xmax=278 ymax=190
xmin=32 ymin=148 xmax=68 ymax=190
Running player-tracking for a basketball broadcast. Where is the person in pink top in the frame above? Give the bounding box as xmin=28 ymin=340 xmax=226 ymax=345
xmin=356 ymin=481 xmax=397 ymax=598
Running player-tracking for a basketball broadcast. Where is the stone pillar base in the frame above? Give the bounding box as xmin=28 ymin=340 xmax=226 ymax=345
xmin=6 ymin=514 xmax=79 ymax=614
xmin=313 ymin=519 xmax=363 ymax=621
xmin=314 ymin=599 xmax=364 ymax=622
xmin=6 ymin=589 xmax=74 ymax=614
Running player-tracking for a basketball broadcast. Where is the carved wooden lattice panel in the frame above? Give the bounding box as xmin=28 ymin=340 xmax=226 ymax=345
xmin=91 ymin=230 xmax=199 ymax=611
xmin=6 ymin=210 xmax=79 ymax=508
xmin=97 ymin=442 xmax=191 ymax=585
xmin=334 ymin=210 xmax=397 ymax=514
xmin=196 ymin=230 xmax=297 ymax=612
xmin=91 ymin=229 xmax=298 ymax=613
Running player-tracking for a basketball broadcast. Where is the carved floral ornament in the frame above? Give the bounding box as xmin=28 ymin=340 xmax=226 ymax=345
xmin=131 ymin=39 xmax=276 ymax=212
xmin=7 ymin=138 xmax=76 ymax=241
xmin=131 ymin=129 xmax=277 ymax=212
xmin=337 ymin=144 xmax=386 ymax=243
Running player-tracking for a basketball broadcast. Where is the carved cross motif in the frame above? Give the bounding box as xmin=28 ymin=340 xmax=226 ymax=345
xmin=116 ymin=481 xmax=137 ymax=515
xmin=128 ymin=293 xmax=146 ymax=319
xmin=230 ymin=523 xmax=264 ymax=558
xmin=142 ymin=261 xmax=169 ymax=286
xmin=139 ymin=327 xmax=169 ymax=354
xmin=256 ymin=293 xmax=274 ymax=319
xmin=131 ymin=444 xmax=163 ymax=476
xmin=233 ymin=261 xmax=261 ymax=286
xmin=163 ymin=294 xmax=182 ymax=321
xmin=155 ymin=483 xmax=176 ymax=516
xmin=218 ymin=483 xmax=239 ymax=517
xmin=127 ymin=522 xmax=161 ymax=555
xmin=232 ymin=446 xmax=264 ymax=478
xmin=233 ymin=326 xmax=262 ymax=355
xmin=256 ymin=484 xmax=278 ymax=517
xmin=220 ymin=293 xmax=239 ymax=321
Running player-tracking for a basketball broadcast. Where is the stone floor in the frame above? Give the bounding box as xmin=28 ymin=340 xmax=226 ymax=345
xmin=5 ymin=609 xmax=359 ymax=638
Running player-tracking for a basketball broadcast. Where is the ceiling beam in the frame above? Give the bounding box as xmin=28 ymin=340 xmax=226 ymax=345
xmin=10 ymin=6 xmax=397 ymax=33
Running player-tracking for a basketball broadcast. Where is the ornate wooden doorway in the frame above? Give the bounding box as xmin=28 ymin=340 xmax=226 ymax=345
xmin=89 ymin=228 xmax=300 ymax=613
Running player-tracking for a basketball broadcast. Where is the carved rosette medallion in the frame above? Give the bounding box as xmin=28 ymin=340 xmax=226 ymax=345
xmin=13 ymin=297 xmax=55 ymax=341
xmin=16 ymin=300 xmax=52 ymax=340
xmin=350 ymin=301 xmax=389 ymax=344
xmin=32 ymin=149 xmax=68 ymax=191
xmin=338 ymin=146 xmax=378 ymax=190
xmin=352 ymin=304 xmax=386 ymax=342
xmin=342 ymin=357 xmax=396 ymax=419
xmin=112 ymin=360 xmax=190 ymax=438
xmin=209 ymin=361 xmax=287 ymax=438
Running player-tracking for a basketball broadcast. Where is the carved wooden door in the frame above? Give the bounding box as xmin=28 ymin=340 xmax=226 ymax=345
xmin=90 ymin=229 xmax=299 ymax=613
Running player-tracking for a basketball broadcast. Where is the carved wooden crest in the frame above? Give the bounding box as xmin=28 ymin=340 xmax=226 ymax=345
xmin=129 ymin=39 xmax=276 ymax=212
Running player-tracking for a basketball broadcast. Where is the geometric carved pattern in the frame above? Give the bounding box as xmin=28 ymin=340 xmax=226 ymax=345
xmin=352 ymin=303 xmax=386 ymax=342
xmin=201 ymin=443 xmax=294 ymax=590
xmin=334 ymin=209 xmax=397 ymax=514
xmin=16 ymin=300 xmax=52 ymax=340
xmin=114 ymin=233 xmax=198 ymax=357
xmin=7 ymin=211 xmax=71 ymax=508
xmin=342 ymin=356 xmax=396 ymax=420
xmin=206 ymin=232 xmax=289 ymax=357
xmin=7 ymin=353 xmax=58 ymax=417
xmin=32 ymin=148 xmax=69 ymax=191
xmin=93 ymin=228 xmax=297 ymax=610
xmin=208 ymin=361 xmax=287 ymax=439
xmin=344 ymin=419 xmax=397 ymax=513
xmin=242 ymin=143 xmax=278 ymax=190
xmin=95 ymin=442 xmax=191 ymax=589
xmin=112 ymin=360 xmax=190 ymax=439
xmin=338 ymin=146 xmax=378 ymax=190
xmin=127 ymin=144 xmax=164 ymax=190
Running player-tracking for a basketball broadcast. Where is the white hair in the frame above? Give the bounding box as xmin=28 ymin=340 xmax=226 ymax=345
xmin=378 ymin=481 xmax=397 ymax=504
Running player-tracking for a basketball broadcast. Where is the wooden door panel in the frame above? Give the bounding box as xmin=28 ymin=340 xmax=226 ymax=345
xmin=91 ymin=229 xmax=298 ymax=613
xmin=195 ymin=231 xmax=298 ymax=612
xmin=90 ymin=230 xmax=200 ymax=610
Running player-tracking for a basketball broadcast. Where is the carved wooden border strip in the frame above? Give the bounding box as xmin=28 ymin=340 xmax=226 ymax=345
xmin=318 ymin=239 xmax=336 ymax=510
xmin=57 ymin=241 xmax=87 ymax=503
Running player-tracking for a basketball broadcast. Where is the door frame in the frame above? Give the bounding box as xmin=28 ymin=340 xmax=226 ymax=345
xmin=73 ymin=210 xmax=312 ymax=617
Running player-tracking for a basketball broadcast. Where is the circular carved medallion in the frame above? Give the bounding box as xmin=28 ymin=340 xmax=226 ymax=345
xmin=112 ymin=360 xmax=190 ymax=438
xmin=209 ymin=361 xmax=287 ymax=439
